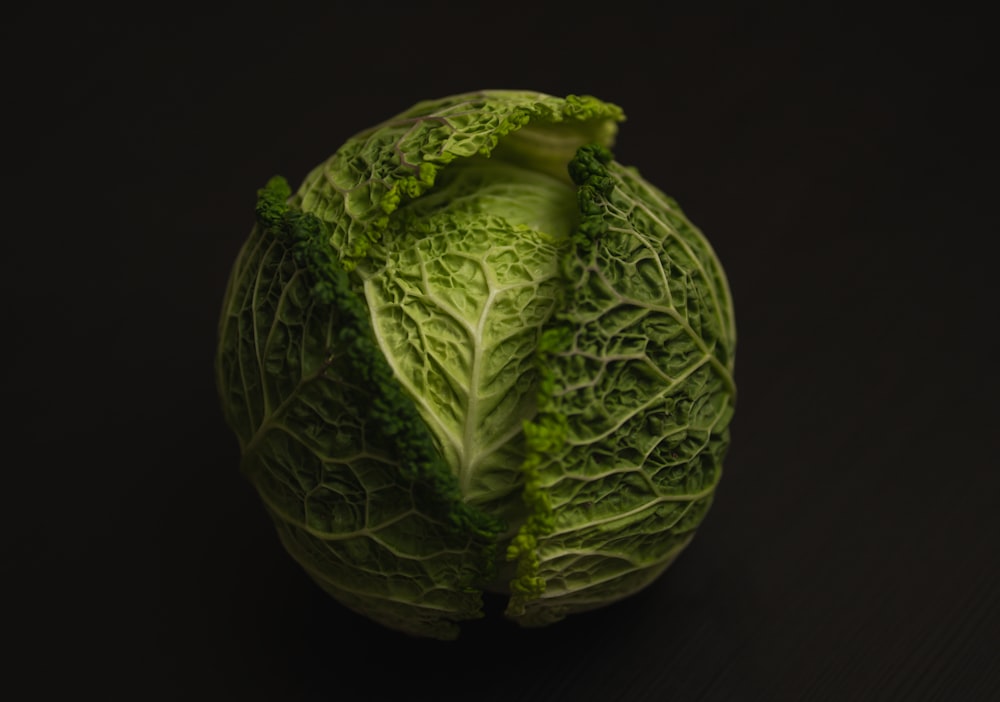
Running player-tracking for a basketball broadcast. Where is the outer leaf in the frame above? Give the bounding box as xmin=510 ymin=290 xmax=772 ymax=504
xmin=216 ymin=178 xmax=502 ymax=639
xmin=507 ymin=145 xmax=737 ymax=626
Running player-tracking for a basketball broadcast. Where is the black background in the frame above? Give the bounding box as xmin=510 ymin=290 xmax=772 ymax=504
xmin=5 ymin=6 xmax=998 ymax=700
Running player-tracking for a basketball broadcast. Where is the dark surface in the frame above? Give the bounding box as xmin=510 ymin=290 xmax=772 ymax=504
xmin=5 ymin=7 xmax=997 ymax=700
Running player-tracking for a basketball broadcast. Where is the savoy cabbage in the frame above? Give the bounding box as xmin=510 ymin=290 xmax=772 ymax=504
xmin=216 ymin=90 xmax=736 ymax=639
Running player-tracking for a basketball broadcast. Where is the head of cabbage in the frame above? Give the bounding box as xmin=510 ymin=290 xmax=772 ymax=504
xmin=216 ymin=90 xmax=736 ymax=639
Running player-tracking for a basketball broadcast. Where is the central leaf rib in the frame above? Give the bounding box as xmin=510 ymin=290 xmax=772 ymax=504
xmin=461 ymin=283 xmax=494 ymax=496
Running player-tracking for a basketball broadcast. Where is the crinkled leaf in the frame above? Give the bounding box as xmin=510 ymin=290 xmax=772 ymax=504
xmin=507 ymin=145 xmax=736 ymax=626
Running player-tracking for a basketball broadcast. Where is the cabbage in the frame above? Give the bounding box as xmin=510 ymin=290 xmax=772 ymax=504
xmin=215 ymin=90 xmax=736 ymax=639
